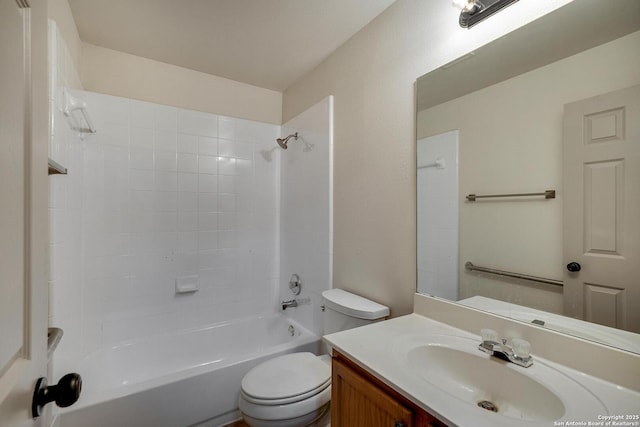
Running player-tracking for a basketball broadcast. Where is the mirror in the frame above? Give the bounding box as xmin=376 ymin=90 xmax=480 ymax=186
xmin=416 ymin=0 xmax=640 ymax=354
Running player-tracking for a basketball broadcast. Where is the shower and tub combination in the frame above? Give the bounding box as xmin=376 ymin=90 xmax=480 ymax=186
xmin=57 ymin=315 xmax=319 ymax=427
xmin=49 ymin=90 xmax=336 ymax=426
xmin=56 ymin=290 xmax=388 ymax=427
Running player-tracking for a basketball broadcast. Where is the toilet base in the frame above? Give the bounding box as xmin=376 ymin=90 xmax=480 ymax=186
xmin=242 ymin=402 xmax=330 ymax=427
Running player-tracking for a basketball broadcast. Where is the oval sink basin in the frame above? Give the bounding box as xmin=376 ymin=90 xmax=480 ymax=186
xmin=407 ymin=345 xmax=563 ymax=421
xmin=394 ymin=334 xmax=607 ymax=423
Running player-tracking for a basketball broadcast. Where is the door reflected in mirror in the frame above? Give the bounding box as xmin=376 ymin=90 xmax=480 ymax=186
xmin=415 ymin=0 xmax=640 ymax=354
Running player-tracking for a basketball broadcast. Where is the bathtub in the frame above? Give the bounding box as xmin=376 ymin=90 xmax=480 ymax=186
xmin=55 ymin=314 xmax=321 ymax=427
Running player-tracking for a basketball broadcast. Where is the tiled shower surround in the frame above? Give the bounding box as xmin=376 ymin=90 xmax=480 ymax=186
xmin=50 ymin=90 xmax=281 ymax=375
xmin=416 ymin=131 xmax=459 ymax=300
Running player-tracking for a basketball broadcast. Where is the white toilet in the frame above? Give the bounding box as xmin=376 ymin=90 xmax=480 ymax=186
xmin=238 ymin=289 xmax=389 ymax=427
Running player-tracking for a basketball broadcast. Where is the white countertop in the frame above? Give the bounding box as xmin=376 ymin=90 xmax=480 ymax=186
xmin=324 ymin=314 xmax=640 ymax=427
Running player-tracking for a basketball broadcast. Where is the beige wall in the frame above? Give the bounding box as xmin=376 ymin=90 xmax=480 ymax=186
xmin=282 ymin=0 xmax=571 ymax=316
xmin=417 ymin=31 xmax=640 ymax=313
xmin=81 ymin=43 xmax=282 ymax=125
xmin=48 ymin=0 xmax=282 ymax=124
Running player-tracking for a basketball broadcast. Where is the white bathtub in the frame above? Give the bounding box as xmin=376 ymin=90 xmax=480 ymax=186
xmin=55 ymin=314 xmax=321 ymax=427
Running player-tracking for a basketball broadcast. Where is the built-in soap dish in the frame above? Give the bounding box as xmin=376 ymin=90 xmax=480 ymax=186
xmin=175 ymin=275 xmax=199 ymax=294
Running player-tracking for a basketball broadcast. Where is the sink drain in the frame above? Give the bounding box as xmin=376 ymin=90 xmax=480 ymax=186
xmin=477 ymin=400 xmax=498 ymax=413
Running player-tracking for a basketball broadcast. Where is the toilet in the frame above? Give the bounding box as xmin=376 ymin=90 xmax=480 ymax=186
xmin=238 ymin=289 xmax=389 ymax=427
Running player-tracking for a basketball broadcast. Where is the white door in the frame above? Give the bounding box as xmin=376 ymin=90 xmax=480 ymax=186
xmin=0 ymin=1 xmax=49 ymax=426
xmin=563 ymin=85 xmax=640 ymax=333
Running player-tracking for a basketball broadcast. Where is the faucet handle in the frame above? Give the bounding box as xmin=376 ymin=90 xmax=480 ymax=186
xmin=480 ymin=328 xmax=499 ymax=343
xmin=511 ymin=338 xmax=531 ymax=359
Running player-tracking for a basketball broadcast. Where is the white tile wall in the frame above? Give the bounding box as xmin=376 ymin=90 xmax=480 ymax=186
xmin=48 ymin=21 xmax=332 ymax=381
xmin=279 ymin=97 xmax=334 ymax=336
xmin=416 ymin=130 xmax=459 ymax=300
xmin=48 ymin=21 xmax=85 ymax=380
xmin=49 ymin=87 xmax=281 ymax=375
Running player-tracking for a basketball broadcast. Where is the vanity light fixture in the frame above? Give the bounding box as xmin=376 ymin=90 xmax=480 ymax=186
xmin=453 ymin=0 xmax=519 ymax=28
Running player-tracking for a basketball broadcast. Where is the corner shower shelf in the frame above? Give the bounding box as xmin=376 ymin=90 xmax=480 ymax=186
xmin=48 ymin=158 xmax=67 ymax=175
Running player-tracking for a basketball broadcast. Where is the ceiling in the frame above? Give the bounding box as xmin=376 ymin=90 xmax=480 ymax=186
xmin=68 ymin=0 xmax=397 ymax=92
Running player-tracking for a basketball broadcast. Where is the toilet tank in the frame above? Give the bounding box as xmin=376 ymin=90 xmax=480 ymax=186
xmin=322 ymin=289 xmax=390 ymax=335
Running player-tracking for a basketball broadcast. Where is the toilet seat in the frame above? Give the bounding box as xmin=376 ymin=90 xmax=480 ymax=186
xmin=241 ymin=353 xmax=331 ymax=406
xmin=241 ymin=378 xmax=330 ymax=406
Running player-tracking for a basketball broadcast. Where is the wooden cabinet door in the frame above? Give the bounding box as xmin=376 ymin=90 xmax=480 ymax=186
xmin=332 ymin=357 xmax=413 ymax=427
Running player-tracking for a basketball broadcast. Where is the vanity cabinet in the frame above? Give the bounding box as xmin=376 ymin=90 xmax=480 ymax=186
xmin=331 ymin=352 xmax=447 ymax=427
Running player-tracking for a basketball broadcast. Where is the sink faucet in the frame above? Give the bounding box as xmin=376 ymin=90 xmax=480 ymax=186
xmin=281 ymin=299 xmax=298 ymax=310
xmin=478 ymin=329 xmax=533 ymax=368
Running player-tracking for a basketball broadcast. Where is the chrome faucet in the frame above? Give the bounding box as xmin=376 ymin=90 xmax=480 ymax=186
xmin=478 ymin=329 xmax=533 ymax=368
xmin=281 ymin=299 xmax=298 ymax=310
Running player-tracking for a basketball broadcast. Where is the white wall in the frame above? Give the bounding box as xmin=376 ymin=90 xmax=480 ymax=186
xmin=6 ymin=0 xmax=51 ymax=423
xmin=282 ymin=0 xmax=572 ymax=317
xmin=417 ymin=31 xmax=640 ymax=313
xmin=280 ymin=97 xmax=333 ymax=336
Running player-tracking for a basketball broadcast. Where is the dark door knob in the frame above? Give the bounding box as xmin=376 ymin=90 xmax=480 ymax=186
xmin=32 ymin=373 xmax=82 ymax=418
xmin=566 ymin=262 xmax=581 ymax=272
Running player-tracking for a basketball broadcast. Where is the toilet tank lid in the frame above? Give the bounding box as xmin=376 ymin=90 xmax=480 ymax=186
xmin=322 ymin=289 xmax=389 ymax=320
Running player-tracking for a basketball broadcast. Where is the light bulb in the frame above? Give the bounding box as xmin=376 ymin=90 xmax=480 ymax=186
xmin=452 ymin=0 xmax=477 ymax=12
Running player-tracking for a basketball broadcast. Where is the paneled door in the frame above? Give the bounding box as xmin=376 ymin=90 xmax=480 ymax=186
xmin=563 ymin=85 xmax=640 ymax=333
xmin=0 ymin=0 xmax=48 ymax=426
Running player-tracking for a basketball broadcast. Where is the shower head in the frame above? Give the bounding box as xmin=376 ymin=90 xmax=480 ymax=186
xmin=276 ymin=132 xmax=298 ymax=150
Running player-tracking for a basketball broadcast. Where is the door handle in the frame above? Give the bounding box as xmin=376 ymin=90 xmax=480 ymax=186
xmin=32 ymin=373 xmax=82 ymax=418
xmin=566 ymin=262 xmax=581 ymax=272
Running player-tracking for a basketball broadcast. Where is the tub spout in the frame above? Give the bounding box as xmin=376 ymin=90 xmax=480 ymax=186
xmin=282 ymin=299 xmax=298 ymax=310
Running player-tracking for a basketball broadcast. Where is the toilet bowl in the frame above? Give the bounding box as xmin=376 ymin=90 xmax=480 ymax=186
xmin=238 ymin=289 xmax=389 ymax=427
xmin=238 ymin=353 xmax=332 ymax=427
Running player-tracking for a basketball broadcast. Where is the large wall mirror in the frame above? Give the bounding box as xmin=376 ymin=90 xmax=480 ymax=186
xmin=416 ymin=0 xmax=640 ymax=354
